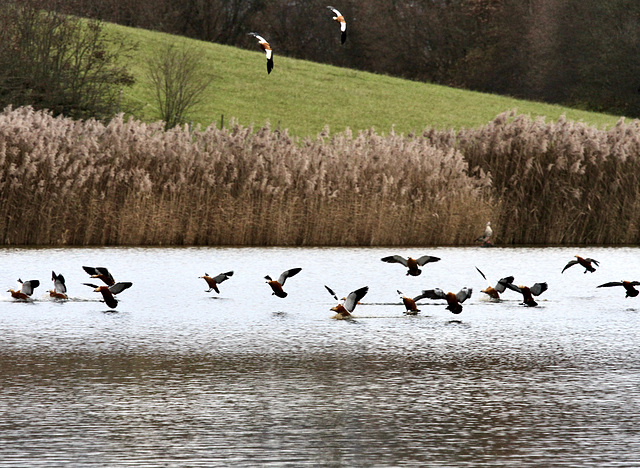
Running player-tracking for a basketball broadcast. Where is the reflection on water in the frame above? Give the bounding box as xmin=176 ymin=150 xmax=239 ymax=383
xmin=0 ymin=246 xmax=639 ymax=466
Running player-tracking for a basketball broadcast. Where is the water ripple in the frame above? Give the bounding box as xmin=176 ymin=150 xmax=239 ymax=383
xmin=0 ymin=246 xmax=639 ymax=466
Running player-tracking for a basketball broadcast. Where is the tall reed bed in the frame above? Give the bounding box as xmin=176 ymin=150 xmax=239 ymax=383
xmin=3 ymin=107 xmax=639 ymax=246
xmin=451 ymin=111 xmax=640 ymax=244
xmin=0 ymin=106 xmax=491 ymax=245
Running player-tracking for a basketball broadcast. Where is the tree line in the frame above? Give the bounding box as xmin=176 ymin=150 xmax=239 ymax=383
xmin=2 ymin=0 xmax=639 ymax=121
xmin=0 ymin=0 xmax=134 ymax=120
xmin=56 ymin=0 xmax=640 ymax=119
xmin=0 ymin=0 xmax=211 ymax=125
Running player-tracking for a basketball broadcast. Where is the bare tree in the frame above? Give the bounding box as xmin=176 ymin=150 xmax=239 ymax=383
xmin=0 ymin=0 xmax=134 ymax=120
xmin=145 ymin=43 xmax=213 ymax=130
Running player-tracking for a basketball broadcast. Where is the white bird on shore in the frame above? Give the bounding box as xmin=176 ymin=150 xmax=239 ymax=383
xmin=476 ymin=221 xmax=493 ymax=246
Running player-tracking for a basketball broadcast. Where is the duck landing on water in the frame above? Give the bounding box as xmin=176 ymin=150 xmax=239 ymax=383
xmin=413 ymin=287 xmax=473 ymax=314
xmin=50 ymin=271 xmax=68 ymax=299
xmin=84 ymin=282 xmax=133 ymax=309
xmin=504 ymin=282 xmax=548 ymax=306
xmin=8 ymin=279 xmax=40 ymax=300
xmin=397 ymin=290 xmax=420 ymax=315
xmin=327 ymin=285 xmax=369 ymax=319
xmin=476 ymin=267 xmax=514 ymax=299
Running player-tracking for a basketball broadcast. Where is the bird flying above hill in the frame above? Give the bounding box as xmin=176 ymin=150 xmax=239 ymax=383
xmin=265 ymin=268 xmax=302 ymax=298
xmin=327 ymin=285 xmax=368 ymax=319
xmin=381 ymin=254 xmax=440 ymax=276
xmin=327 ymin=6 xmax=347 ymax=44
xmin=597 ymin=281 xmax=640 ymax=298
xmin=562 ymin=255 xmax=599 ymax=274
xmin=200 ymin=271 xmax=234 ymax=294
xmin=413 ymin=287 xmax=473 ymax=314
xmin=248 ymin=32 xmax=273 ymax=74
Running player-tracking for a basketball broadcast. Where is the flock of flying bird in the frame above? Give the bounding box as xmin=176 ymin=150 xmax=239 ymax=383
xmin=6 ymin=250 xmax=640 ymax=318
xmin=249 ymin=6 xmax=347 ymax=74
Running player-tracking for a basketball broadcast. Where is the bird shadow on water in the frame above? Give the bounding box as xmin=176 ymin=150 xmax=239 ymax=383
xmin=331 ymin=316 xmax=361 ymax=324
xmin=444 ymin=319 xmax=470 ymax=327
xmin=271 ymin=311 xmax=289 ymax=319
xmin=101 ymin=308 xmax=120 ymax=315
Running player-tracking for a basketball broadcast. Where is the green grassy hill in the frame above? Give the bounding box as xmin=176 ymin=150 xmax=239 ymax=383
xmin=115 ymin=23 xmax=623 ymax=137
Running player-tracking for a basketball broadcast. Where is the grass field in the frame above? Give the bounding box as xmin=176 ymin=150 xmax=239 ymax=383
xmin=113 ymin=24 xmax=623 ymax=137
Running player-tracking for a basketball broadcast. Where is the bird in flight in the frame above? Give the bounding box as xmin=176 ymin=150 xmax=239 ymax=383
xmin=84 ymin=281 xmax=133 ymax=309
xmin=381 ymin=254 xmax=440 ymax=276
xmin=265 ymin=268 xmax=302 ymax=298
xmin=82 ymin=266 xmax=116 ymax=286
xmin=413 ymin=287 xmax=473 ymax=314
xmin=200 ymin=271 xmax=234 ymax=294
xmin=597 ymin=281 xmax=640 ymax=298
xmin=562 ymin=255 xmax=599 ymax=274
xmin=327 ymin=6 xmax=347 ymax=44
xmin=248 ymin=32 xmax=274 ymax=74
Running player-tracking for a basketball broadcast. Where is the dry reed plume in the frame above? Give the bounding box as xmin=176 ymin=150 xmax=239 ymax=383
xmin=452 ymin=111 xmax=640 ymax=244
xmin=3 ymin=107 xmax=637 ymax=246
xmin=0 ymin=106 xmax=490 ymax=246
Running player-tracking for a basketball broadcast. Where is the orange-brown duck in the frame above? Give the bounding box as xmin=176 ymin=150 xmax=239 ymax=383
xmin=8 ymin=279 xmax=40 ymax=300
xmin=413 ymin=287 xmax=473 ymax=314
xmin=199 ymin=271 xmax=234 ymax=294
xmin=327 ymin=6 xmax=347 ymax=44
xmin=381 ymin=255 xmax=440 ymax=276
xmin=327 ymin=285 xmax=369 ymax=319
xmin=248 ymin=32 xmax=274 ymax=74
xmin=265 ymin=268 xmax=302 ymax=298
xmin=597 ymin=281 xmax=640 ymax=298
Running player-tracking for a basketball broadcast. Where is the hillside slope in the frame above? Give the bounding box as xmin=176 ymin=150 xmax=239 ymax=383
xmin=115 ymin=24 xmax=622 ymax=137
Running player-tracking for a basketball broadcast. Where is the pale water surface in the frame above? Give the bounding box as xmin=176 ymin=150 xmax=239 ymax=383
xmin=1 ymin=246 xmax=639 ymax=467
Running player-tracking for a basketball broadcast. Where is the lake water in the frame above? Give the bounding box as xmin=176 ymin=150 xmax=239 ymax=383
xmin=1 ymin=246 xmax=639 ymax=467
